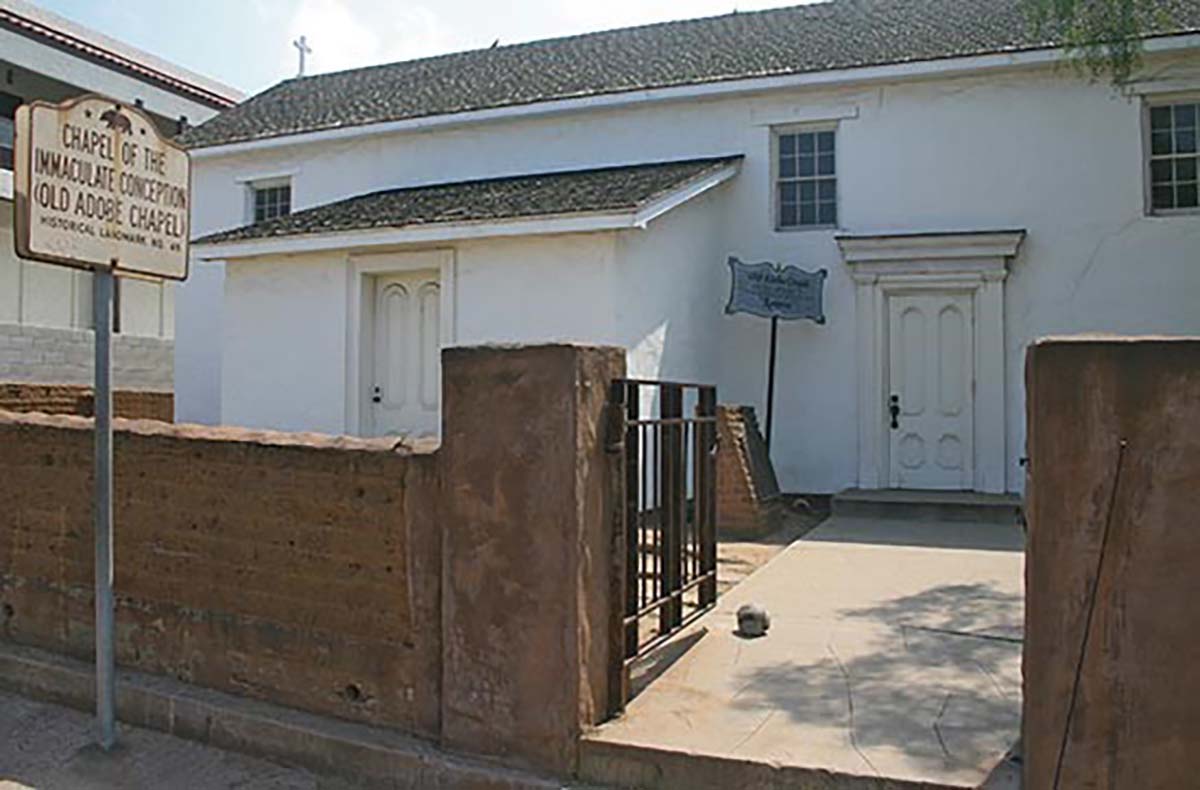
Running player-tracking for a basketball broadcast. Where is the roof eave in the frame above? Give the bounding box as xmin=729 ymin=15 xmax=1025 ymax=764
xmin=192 ymin=161 xmax=740 ymax=260
xmin=193 ymin=211 xmax=640 ymax=260
xmin=0 ymin=0 xmax=243 ymax=108
xmin=186 ymin=33 xmax=1200 ymax=158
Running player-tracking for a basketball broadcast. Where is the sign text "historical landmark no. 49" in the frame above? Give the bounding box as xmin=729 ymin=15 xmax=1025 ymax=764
xmin=14 ymin=94 xmax=190 ymax=280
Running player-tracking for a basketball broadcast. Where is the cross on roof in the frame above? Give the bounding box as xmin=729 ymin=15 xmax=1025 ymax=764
xmin=293 ymin=35 xmax=312 ymax=77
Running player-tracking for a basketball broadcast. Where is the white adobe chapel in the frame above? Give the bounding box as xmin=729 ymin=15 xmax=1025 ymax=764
xmin=180 ymin=0 xmax=1200 ymax=495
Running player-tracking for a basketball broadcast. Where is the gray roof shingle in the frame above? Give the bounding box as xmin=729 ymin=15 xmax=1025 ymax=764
xmin=193 ymin=156 xmax=742 ymax=245
xmin=180 ymin=0 xmax=1200 ymax=149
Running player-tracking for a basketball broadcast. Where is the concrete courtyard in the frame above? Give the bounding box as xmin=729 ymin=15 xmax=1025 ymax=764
xmin=583 ymin=515 xmax=1025 ymax=789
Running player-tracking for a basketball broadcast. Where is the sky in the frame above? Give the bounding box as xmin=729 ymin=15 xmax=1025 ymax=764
xmin=34 ymin=0 xmax=807 ymax=97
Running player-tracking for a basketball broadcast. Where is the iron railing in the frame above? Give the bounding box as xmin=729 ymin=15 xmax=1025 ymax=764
xmin=607 ymin=378 xmax=718 ymax=713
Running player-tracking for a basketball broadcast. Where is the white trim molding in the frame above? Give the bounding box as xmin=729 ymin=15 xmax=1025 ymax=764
xmin=234 ymin=168 xmax=301 ymax=184
xmin=837 ymin=229 xmax=1026 ymax=494
xmin=753 ymin=104 xmax=860 ymax=127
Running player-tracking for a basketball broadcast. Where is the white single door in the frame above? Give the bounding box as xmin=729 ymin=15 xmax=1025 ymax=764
xmin=371 ymin=271 xmax=441 ymax=438
xmin=886 ymin=292 xmax=974 ymax=490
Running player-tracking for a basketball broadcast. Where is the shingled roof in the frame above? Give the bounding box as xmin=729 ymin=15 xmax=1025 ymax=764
xmin=179 ymin=0 xmax=1200 ymax=149
xmin=192 ymin=156 xmax=742 ymax=246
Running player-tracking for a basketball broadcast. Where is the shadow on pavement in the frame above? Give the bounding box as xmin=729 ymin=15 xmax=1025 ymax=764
xmin=728 ymin=581 xmax=1023 ymax=777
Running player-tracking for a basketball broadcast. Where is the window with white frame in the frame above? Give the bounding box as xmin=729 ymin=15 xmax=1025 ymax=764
xmin=1148 ymin=100 xmax=1199 ymax=213
xmin=775 ymin=126 xmax=837 ymax=229
xmin=251 ymin=180 xmax=292 ymax=223
xmin=0 ymin=93 xmax=21 ymax=171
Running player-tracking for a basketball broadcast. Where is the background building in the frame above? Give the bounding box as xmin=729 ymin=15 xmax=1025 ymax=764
xmin=0 ymin=0 xmax=240 ymax=389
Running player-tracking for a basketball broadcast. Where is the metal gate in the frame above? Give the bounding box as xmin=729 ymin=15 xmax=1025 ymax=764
xmin=607 ymin=378 xmax=718 ymax=714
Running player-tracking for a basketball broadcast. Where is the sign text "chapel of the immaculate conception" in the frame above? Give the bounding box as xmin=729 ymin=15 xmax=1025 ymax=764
xmin=14 ymin=95 xmax=190 ymax=280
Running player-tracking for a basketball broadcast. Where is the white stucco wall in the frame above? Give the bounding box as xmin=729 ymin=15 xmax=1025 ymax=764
xmin=614 ymin=183 xmax=732 ymax=384
xmin=222 ymin=254 xmax=348 ymax=433
xmin=188 ymin=50 xmax=1200 ymax=492
xmin=217 ymin=189 xmax=738 ymax=435
xmin=221 ymin=233 xmax=617 ymax=433
xmin=454 ymin=233 xmax=618 ymax=347
xmin=173 ymin=260 xmax=225 ymax=423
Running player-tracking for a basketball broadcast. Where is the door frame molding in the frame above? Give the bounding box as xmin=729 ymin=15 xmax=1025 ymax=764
xmin=837 ymin=230 xmax=1025 ymax=494
xmin=345 ymin=248 xmax=456 ymax=436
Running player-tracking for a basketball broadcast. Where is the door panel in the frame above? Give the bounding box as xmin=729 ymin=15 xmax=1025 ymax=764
xmin=372 ymin=270 xmax=440 ymax=438
xmin=418 ymin=282 xmax=440 ymax=411
xmin=887 ymin=292 xmax=974 ymax=490
xmin=380 ymin=283 xmax=410 ymax=412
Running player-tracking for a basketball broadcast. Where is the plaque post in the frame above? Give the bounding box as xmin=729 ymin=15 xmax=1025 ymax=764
xmin=93 ymin=266 xmax=117 ymax=750
xmin=13 ymin=95 xmax=191 ymax=753
xmin=765 ymin=316 xmax=778 ymax=452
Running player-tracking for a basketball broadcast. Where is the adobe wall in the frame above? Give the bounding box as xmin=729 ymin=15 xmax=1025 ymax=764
xmin=1024 ymin=337 xmax=1200 ymax=789
xmin=439 ymin=344 xmax=624 ymax=773
xmin=0 ymin=343 xmax=623 ymax=777
xmin=0 ymin=412 xmax=443 ymax=737
xmin=0 ymin=382 xmax=174 ymax=421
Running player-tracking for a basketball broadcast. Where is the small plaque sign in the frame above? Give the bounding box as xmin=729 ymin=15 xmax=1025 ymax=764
xmin=725 ymin=256 xmax=827 ymax=323
xmin=13 ymin=94 xmax=190 ymax=280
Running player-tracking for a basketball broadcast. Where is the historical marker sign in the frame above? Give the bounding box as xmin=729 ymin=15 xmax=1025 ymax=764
xmin=725 ymin=256 xmax=827 ymax=324
xmin=724 ymin=255 xmax=828 ymax=454
xmin=10 ymin=94 xmax=191 ymax=752
xmin=13 ymin=94 xmax=190 ymax=280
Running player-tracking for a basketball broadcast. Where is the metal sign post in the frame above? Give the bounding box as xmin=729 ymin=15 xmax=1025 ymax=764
xmin=764 ymin=316 xmax=779 ymax=450
xmin=12 ymin=94 xmax=191 ymax=750
xmin=724 ymin=256 xmax=828 ymax=453
xmin=93 ymin=266 xmax=116 ymax=750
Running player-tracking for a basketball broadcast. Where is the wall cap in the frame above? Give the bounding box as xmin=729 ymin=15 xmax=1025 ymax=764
xmin=1032 ymin=334 xmax=1200 ymax=346
xmin=0 ymin=408 xmax=435 ymax=454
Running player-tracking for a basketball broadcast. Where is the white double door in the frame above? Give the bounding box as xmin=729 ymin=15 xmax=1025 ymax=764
xmin=886 ymin=291 xmax=975 ymax=490
xmin=370 ymin=270 xmax=442 ymax=438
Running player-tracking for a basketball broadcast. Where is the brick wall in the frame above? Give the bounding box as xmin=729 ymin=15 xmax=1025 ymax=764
xmin=1024 ymin=337 xmax=1200 ymax=788
xmin=0 ymin=344 xmax=622 ymax=776
xmin=716 ymin=405 xmax=782 ymax=537
xmin=0 ymin=324 xmax=173 ymax=391
xmin=0 ymin=383 xmax=173 ymax=422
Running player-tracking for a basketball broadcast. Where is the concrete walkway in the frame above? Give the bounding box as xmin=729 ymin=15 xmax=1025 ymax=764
xmin=584 ymin=516 xmax=1025 ymax=789
xmin=0 ymin=691 xmax=351 ymax=790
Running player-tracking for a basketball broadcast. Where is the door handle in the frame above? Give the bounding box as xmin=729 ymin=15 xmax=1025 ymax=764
xmin=889 ymin=394 xmax=900 ymax=429
xmin=372 ymin=386 xmax=382 ymax=404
